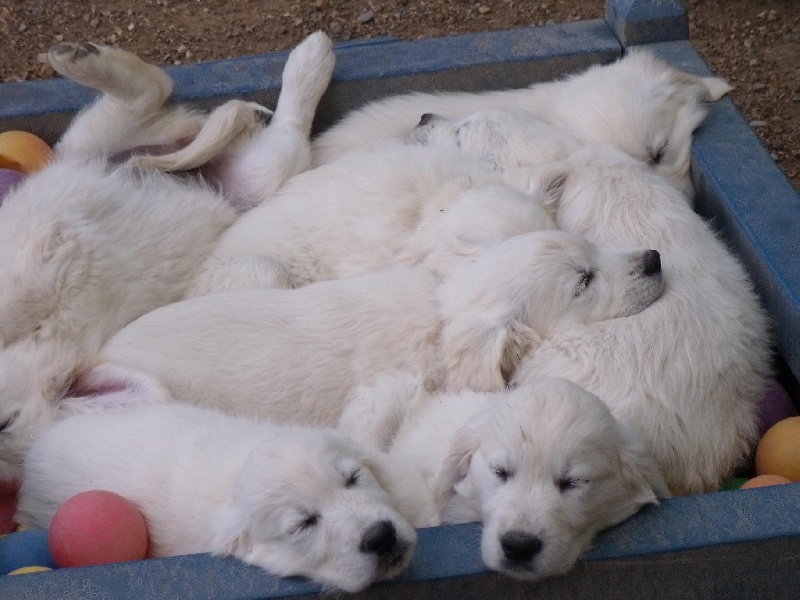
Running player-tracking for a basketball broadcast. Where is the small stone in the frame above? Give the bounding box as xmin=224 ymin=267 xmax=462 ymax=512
xmin=184 ymin=50 xmax=193 ymax=59
xmin=329 ymin=21 xmax=343 ymax=35
xmin=127 ymin=22 xmax=135 ymax=31
xmin=178 ymin=44 xmax=188 ymax=54
xmin=358 ymin=11 xmax=374 ymax=23
xmin=90 ymin=18 xmax=100 ymax=27
xmin=752 ymin=82 xmax=767 ymax=92
xmin=749 ymin=120 xmax=767 ymax=128
xmin=54 ymin=34 xmax=64 ymax=42
xmin=478 ymin=5 xmax=491 ymax=14
xmin=791 ymin=95 xmax=800 ymax=103
xmin=749 ymin=58 xmax=759 ymax=66
xmin=17 ymin=22 xmax=28 ymax=33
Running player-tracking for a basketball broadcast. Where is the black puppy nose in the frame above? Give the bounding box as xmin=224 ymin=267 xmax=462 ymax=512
xmin=418 ymin=113 xmax=434 ymax=126
xmin=360 ymin=520 xmax=397 ymax=555
xmin=643 ymin=249 xmax=661 ymax=275
xmin=500 ymin=530 xmax=543 ymax=563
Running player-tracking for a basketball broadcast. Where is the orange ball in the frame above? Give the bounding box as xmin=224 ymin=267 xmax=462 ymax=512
xmin=49 ymin=490 xmax=149 ymax=568
xmin=0 ymin=131 xmax=54 ymax=174
xmin=755 ymin=416 xmax=800 ymax=481
xmin=740 ymin=474 xmax=793 ymax=489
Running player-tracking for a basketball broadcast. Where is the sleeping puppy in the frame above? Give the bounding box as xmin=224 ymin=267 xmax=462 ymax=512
xmin=511 ymin=144 xmax=770 ymax=494
xmin=89 ymin=230 xmax=664 ymax=427
xmin=338 ymin=373 xmax=669 ymax=581
xmin=0 ymin=33 xmax=334 ymax=483
xmin=15 ymin=402 xmax=417 ymax=593
xmin=186 ymin=146 xmax=565 ymax=295
xmin=312 ymin=48 xmax=731 ymax=196
xmin=0 ymin=227 xmax=660 ymax=470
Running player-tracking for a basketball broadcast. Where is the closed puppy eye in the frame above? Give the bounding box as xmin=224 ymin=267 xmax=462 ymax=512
xmin=555 ymin=477 xmax=588 ymax=492
xmin=573 ymin=271 xmax=594 ymax=297
xmin=345 ymin=468 xmax=360 ymax=488
xmin=648 ymin=142 xmax=667 ymax=166
xmin=492 ymin=465 xmax=514 ymax=483
xmin=0 ymin=411 xmax=19 ymax=433
xmin=294 ymin=513 xmax=321 ymax=533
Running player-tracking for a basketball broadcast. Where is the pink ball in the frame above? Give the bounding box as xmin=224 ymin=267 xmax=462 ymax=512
xmin=757 ymin=380 xmax=798 ymax=439
xmin=49 ymin=490 xmax=149 ymax=568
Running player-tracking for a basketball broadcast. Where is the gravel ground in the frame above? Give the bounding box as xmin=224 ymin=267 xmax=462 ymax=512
xmin=0 ymin=0 xmax=797 ymax=190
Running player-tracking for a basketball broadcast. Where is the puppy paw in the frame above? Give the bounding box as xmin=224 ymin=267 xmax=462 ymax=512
xmin=47 ymin=41 xmax=173 ymax=108
xmin=274 ymin=31 xmax=336 ymax=131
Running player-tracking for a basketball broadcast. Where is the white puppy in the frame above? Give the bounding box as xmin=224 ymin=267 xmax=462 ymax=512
xmin=312 ymin=49 xmax=731 ymax=196
xmin=508 ymin=143 xmax=770 ymax=494
xmin=338 ymin=373 xmax=669 ymax=581
xmin=79 ymin=229 xmax=665 ymax=430
xmin=0 ymin=34 xmax=335 ymax=483
xmin=187 ymin=145 xmax=564 ymax=295
xmin=15 ymin=402 xmax=417 ymax=593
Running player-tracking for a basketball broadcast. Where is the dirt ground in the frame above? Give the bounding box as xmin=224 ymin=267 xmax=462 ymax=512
xmin=0 ymin=0 xmax=797 ymax=190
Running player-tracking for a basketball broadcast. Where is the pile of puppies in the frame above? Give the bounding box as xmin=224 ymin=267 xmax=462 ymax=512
xmin=0 ymin=31 xmax=770 ymax=592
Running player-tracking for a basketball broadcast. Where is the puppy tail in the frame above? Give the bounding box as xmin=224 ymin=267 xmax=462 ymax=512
xmin=127 ymin=100 xmax=272 ymax=173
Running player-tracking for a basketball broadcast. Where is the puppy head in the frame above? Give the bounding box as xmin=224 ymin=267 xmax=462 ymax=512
xmin=407 ymin=107 xmax=580 ymax=171
xmin=0 ymin=351 xmax=169 ymax=483
xmin=211 ymin=429 xmax=417 ymax=593
xmin=436 ymin=377 xmax=669 ymax=580
xmin=0 ymin=217 xmax=86 ymax=348
xmin=438 ymin=230 xmax=665 ymax=391
xmin=552 ymin=49 xmax=731 ymax=195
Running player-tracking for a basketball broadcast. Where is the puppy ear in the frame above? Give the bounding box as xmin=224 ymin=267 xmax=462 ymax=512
xmin=443 ymin=316 xmax=541 ymax=393
xmin=433 ymin=419 xmax=484 ymax=521
xmin=60 ymin=363 xmax=172 ymax=413
xmin=670 ymin=70 xmax=733 ymax=102
xmin=540 ymin=167 xmax=569 ymax=211
xmin=616 ymin=421 xmax=671 ymax=504
xmin=211 ymin=503 xmax=254 ymax=558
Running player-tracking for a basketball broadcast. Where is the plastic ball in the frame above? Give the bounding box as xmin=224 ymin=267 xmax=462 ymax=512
xmin=0 ymin=168 xmax=25 ymax=206
xmin=0 ymin=131 xmax=53 ymax=174
xmin=740 ymin=474 xmax=793 ymax=489
xmin=0 ymin=529 xmax=57 ymax=575
xmin=756 ymin=380 xmax=798 ymax=439
xmin=0 ymin=480 xmax=19 ymax=535
xmin=755 ymin=416 xmax=800 ymax=481
xmin=49 ymin=490 xmax=149 ymax=568
xmin=7 ymin=565 xmax=53 ymax=575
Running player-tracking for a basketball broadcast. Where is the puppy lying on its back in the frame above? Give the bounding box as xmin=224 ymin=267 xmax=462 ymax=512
xmin=16 ymin=403 xmax=417 ymax=593
xmin=339 ymin=373 xmax=669 ymax=581
xmin=0 ymin=32 xmax=335 ymax=483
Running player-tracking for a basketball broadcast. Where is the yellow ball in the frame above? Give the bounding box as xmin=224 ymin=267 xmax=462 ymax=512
xmin=755 ymin=416 xmax=800 ymax=481
xmin=7 ymin=566 xmax=52 ymax=575
xmin=740 ymin=474 xmax=793 ymax=489
xmin=0 ymin=131 xmax=54 ymax=174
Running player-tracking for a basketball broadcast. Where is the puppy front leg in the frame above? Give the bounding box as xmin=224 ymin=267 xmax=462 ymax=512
xmin=215 ymin=31 xmax=336 ymax=209
xmin=338 ymin=372 xmax=427 ymax=452
xmin=48 ymin=42 xmax=203 ymax=159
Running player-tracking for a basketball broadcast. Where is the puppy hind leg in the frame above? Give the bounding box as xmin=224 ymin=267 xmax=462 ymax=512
xmin=216 ymin=32 xmax=336 ymax=209
xmin=48 ymin=42 xmax=203 ymax=159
